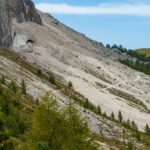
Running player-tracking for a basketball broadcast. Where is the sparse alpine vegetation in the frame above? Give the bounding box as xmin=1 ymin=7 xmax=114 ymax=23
xmin=0 ymin=75 xmax=97 ymax=149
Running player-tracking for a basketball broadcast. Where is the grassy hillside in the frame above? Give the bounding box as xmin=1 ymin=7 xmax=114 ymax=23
xmin=135 ymin=48 xmax=150 ymax=57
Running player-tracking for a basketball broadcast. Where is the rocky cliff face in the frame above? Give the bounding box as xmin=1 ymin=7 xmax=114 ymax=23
xmin=0 ymin=0 xmax=12 ymax=48
xmin=0 ymin=0 xmax=42 ymax=48
xmin=9 ymin=0 xmax=42 ymax=25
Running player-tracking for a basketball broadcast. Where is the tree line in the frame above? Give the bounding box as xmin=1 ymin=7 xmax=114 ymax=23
xmin=105 ymin=44 xmax=150 ymax=75
xmin=120 ymin=59 xmax=150 ymax=75
xmin=106 ymin=43 xmax=150 ymax=61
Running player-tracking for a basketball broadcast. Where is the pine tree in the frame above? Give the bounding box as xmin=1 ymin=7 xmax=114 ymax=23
xmin=68 ymin=81 xmax=73 ymax=88
xmin=9 ymin=81 xmax=17 ymax=94
xmin=103 ymin=112 xmax=107 ymax=117
xmin=131 ymin=121 xmax=138 ymax=131
xmin=0 ymin=75 xmax=5 ymax=84
xmin=111 ymin=112 xmax=115 ymax=120
xmin=26 ymin=94 xmax=60 ymax=149
xmin=37 ymin=69 xmax=42 ymax=76
xmin=118 ymin=110 xmax=123 ymax=122
xmin=84 ymin=99 xmax=89 ymax=109
xmin=21 ymin=79 xmax=26 ymax=95
xmin=106 ymin=44 xmax=110 ymax=49
xmin=127 ymin=119 xmax=131 ymax=128
xmin=97 ymin=106 xmax=101 ymax=115
xmin=135 ymin=130 xmax=141 ymax=141
xmin=49 ymin=74 xmax=55 ymax=85
xmin=35 ymin=98 xmax=39 ymax=106
xmin=127 ymin=141 xmax=134 ymax=150
xmin=63 ymin=100 xmax=96 ymax=149
xmin=26 ymin=94 xmax=97 ymax=150
xmin=145 ymin=124 xmax=150 ymax=135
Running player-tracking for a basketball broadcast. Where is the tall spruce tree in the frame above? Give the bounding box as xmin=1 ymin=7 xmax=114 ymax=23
xmin=145 ymin=124 xmax=150 ymax=135
xmin=118 ymin=110 xmax=123 ymax=123
xmin=21 ymin=79 xmax=26 ymax=95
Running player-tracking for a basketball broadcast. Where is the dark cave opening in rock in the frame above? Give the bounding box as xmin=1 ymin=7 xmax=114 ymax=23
xmin=26 ymin=39 xmax=34 ymax=44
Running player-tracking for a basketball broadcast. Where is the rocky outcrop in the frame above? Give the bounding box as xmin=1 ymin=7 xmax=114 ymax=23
xmin=0 ymin=0 xmax=42 ymax=48
xmin=0 ymin=0 xmax=12 ymax=48
xmin=9 ymin=0 xmax=42 ymax=25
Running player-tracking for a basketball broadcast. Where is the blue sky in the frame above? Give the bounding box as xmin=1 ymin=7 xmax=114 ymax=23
xmin=33 ymin=0 xmax=150 ymax=49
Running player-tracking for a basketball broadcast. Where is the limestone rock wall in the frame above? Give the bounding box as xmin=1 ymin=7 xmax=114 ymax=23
xmin=0 ymin=0 xmax=12 ymax=48
xmin=0 ymin=0 xmax=42 ymax=48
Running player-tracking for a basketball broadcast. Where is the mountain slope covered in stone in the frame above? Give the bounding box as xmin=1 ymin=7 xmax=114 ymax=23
xmin=11 ymin=7 xmax=150 ymax=131
xmin=0 ymin=0 xmax=150 ymax=149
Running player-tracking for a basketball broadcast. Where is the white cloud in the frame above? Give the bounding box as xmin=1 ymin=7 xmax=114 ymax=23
xmin=36 ymin=2 xmax=150 ymax=16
